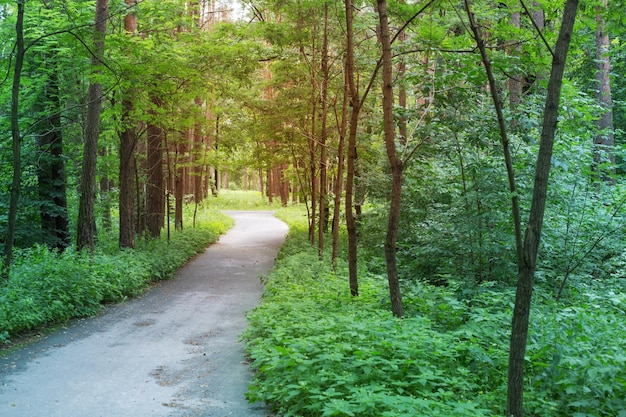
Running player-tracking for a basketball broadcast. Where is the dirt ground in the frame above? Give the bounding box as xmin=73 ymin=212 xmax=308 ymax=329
xmin=0 ymin=211 xmax=288 ymax=417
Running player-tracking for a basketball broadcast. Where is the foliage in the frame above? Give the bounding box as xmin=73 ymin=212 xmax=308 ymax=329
xmin=0 ymin=208 xmax=232 ymax=344
xmin=244 ymin=214 xmax=626 ymax=417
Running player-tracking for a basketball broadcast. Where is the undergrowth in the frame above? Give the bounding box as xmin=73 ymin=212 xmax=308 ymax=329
xmin=0 ymin=208 xmax=233 ymax=345
xmin=243 ymin=211 xmax=626 ymax=416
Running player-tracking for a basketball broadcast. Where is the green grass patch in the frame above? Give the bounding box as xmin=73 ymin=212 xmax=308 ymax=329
xmin=205 ymin=189 xmax=286 ymax=210
xmin=243 ymin=213 xmax=626 ymax=416
xmin=0 ymin=208 xmax=233 ymax=345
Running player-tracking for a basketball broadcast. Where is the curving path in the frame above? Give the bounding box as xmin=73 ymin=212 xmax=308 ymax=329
xmin=0 ymin=211 xmax=287 ymax=417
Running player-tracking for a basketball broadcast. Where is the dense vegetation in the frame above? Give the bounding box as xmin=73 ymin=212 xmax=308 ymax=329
xmin=244 ymin=208 xmax=626 ymax=417
xmin=0 ymin=205 xmax=232 ymax=345
xmin=2 ymin=0 xmax=626 ymax=415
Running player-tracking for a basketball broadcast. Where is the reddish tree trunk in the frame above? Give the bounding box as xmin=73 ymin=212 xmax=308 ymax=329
xmin=377 ymin=0 xmax=404 ymax=318
xmin=77 ymin=0 xmax=109 ymax=252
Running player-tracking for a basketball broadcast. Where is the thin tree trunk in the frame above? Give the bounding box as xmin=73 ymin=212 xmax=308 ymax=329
xmin=309 ymin=44 xmax=318 ymax=246
xmin=507 ymin=2 xmax=578 ymax=415
xmin=3 ymin=0 xmax=25 ymax=273
xmin=174 ymin=135 xmax=185 ymax=231
xmin=593 ymin=0 xmax=614 ymax=179
xmin=99 ymin=151 xmax=112 ymax=232
xmin=318 ymin=2 xmax=329 ymax=258
xmin=377 ymin=0 xmax=403 ymax=318
xmin=77 ymin=0 xmax=109 ymax=252
xmin=332 ymin=70 xmax=349 ymax=268
xmin=344 ymin=0 xmax=359 ymax=296
xmin=465 ymin=0 xmax=523 ymax=266
xmin=119 ymin=0 xmax=137 ymax=248
xmin=146 ymin=103 xmax=165 ymax=238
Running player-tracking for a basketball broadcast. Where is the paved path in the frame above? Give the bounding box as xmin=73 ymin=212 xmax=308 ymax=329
xmin=0 ymin=211 xmax=287 ymax=417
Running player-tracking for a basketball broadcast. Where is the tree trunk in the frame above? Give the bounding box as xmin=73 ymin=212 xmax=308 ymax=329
xmin=37 ymin=70 xmax=70 ymax=252
xmin=119 ymin=0 xmax=138 ymax=249
xmin=332 ymin=71 xmax=349 ymax=268
xmin=318 ymin=2 xmax=329 ymax=258
xmin=99 ymin=148 xmax=112 ymax=232
xmin=344 ymin=0 xmax=359 ymax=296
xmin=174 ymin=136 xmax=185 ymax=231
xmin=77 ymin=0 xmax=109 ymax=252
xmin=593 ymin=0 xmax=614 ymax=179
xmin=507 ymin=2 xmax=579 ymax=415
xmin=377 ymin=0 xmax=403 ymax=318
xmin=3 ymin=0 xmax=25 ymax=273
xmin=146 ymin=106 xmax=165 ymax=238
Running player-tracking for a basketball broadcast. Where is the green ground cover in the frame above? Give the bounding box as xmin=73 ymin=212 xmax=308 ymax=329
xmin=244 ymin=208 xmax=626 ymax=417
xmin=0 ymin=207 xmax=233 ymax=345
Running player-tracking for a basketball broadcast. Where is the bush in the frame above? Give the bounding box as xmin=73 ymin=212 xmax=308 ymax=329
xmin=0 ymin=208 xmax=233 ymax=344
xmin=243 ymin=213 xmax=626 ymax=417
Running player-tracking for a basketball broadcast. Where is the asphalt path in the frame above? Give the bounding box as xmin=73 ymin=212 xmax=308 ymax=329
xmin=0 ymin=211 xmax=288 ymax=417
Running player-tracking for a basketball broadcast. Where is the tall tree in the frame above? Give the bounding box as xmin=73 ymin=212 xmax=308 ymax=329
xmin=593 ymin=0 xmax=615 ymax=179
xmin=145 ymin=98 xmax=165 ymax=238
xmin=317 ymin=1 xmax=329 ymax=258
xmin=36 ymin=69 xmax=70 ymax=251
xmin=77 ymin=0 xmax=110 ymax=252
xmin=344 ymin=0 xmax=360 ymax=297
xmin=507 ymin=1 xmax=579 ymax=415
xmin=377 ymin=0 xmax=404 ymax=318
xmin=118 ymin=0 xmax=138 ymax=249
xmin=3 ymin=0 xmax=25 ymax=273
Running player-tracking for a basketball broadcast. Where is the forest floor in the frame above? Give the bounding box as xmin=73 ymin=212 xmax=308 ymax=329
xmin=0 ymin=211 xmax=287 ymax=417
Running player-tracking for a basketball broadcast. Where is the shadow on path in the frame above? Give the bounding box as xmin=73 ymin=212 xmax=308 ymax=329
xmin=0 ymin=211 xmax=288 ymax=417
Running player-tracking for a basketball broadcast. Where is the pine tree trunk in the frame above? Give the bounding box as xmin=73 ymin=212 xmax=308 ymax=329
xmin=593 ymin=0 xmax=614 ymax=179
xmin=146 ymin=109 xmax=165 ymax=238
xmin=119 ymin=0 xmax=137 ymax=249
xmin=3 ymin=0 xmax=25 ymax=273
xmin=377 ymin=0 xmax=403 ymax=318
xmin=37 ymin=70 xmax=70 ymax=251
xmin=77 ymin=0 xmax=109 ymax=252
xmin=318 ymin=2 xmax=329 ymax=258
xmin=344 ymin=0 xmax=359 ymax=296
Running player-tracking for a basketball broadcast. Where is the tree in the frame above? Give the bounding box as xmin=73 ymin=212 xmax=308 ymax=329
xmin=376 ymin=0 xmax=404 ymax=318
xmin=117 ymin=0 xmax=139 ymax=249
xmin=3 ymin=0 xmax=25 ymax=273
xmin=344 ymin=0 xmax=361 ymax=297
xmin=507 ymin=1 xmax=579 ymax=415
xmin=76 ymin=0 xmax=110 ymax=252
xmin=36 ymin=68 xmax=70 ymax=251
xmin=593 ymin=0 xmax=615 ymax=179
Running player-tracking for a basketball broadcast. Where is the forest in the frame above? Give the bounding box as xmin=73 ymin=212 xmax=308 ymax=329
xmin=1 ymin=0 xmax=626 ymax=416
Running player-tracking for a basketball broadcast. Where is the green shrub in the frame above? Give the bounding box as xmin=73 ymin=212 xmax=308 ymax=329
xmin=0 ymin=208 xmax=232 ymax=344
xmin=244 ymin=215 xmax=626 ymax=417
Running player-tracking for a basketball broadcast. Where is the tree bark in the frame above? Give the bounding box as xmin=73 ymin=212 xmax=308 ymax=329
xmin=507 ymin=1 xmax=579 ymax=415
xmin=593 ymin=0 xmax=614 ymax=179
xmin=3 ymin=0 xmax=25 ymax=273
xmin=332 ymin=70 xmax=349 ymax=268
xmin=377 ymin=0 xmax=403 ymax=318
xmin=146 ymin=103 xmax=165 ymax=238
xmin=318 ymin=2 xmax=329 ymax=258
xmin=37 ymin=70 xmax=70 ymax=252
xmin=119 ymin=0 xmax=138 ymax=249
xmin=77 ymin=0 xmax=109 ymax=252
xmin=344 ymin=0 xmax=359 ymax=296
